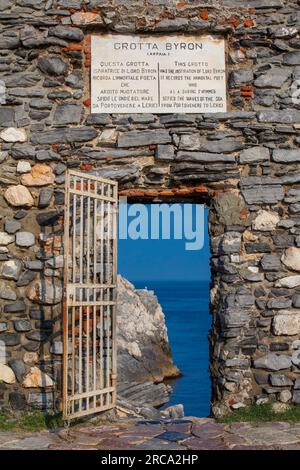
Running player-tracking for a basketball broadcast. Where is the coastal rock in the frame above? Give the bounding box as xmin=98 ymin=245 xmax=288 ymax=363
xmin=118 ymin=382 xmax=172 ymax=409
xmin=117 ymin=276 xmax=179 ymax=385
xmin=4 ymin=185 xmax=34 ymax=207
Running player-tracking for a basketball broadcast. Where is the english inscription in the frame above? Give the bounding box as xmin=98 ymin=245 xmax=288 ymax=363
xmin=91 ymin=34 xmax=227 ymax=114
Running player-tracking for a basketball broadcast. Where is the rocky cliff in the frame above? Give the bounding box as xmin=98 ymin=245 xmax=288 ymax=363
xmin=116 ymin=276 xmax=180 ymax=408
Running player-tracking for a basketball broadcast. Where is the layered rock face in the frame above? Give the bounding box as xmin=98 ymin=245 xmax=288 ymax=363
xmin=0 ymin=0 xmax=300 ymax=417
xmin=117 ymin=276 xmax=179 ymax=384
xmin=116 ymin=276 xmax=179 ymax=407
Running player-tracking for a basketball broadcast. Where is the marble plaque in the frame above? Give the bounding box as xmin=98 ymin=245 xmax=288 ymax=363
xmin=91 ymin=34 xmax=227 ymax=114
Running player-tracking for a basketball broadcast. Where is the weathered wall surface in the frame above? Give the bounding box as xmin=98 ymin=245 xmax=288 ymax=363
xmin=1 ymin=0 xmax=300 ymax=417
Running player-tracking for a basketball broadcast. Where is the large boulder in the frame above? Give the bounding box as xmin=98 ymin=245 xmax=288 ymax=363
xmin=117 ymin=276 xmax=180 ymax=387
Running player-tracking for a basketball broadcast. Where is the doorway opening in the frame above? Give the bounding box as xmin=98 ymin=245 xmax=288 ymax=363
xmin=118 ymin=202 xmax=211 ymax=417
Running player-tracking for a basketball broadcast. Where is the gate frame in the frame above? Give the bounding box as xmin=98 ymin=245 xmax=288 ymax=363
xmin=62 ymin=169 xmax=118 ymax=422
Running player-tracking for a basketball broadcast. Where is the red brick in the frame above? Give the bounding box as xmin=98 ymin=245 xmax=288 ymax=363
xmin=241 ymin=87 xmax=254 ymax=92
xmin=227 ymin=16 xmax=240 ymax=27
xmin=194 ymin=184 xmax=208 ymax=193
xmin=240 ymin=208 xmax=248 ymax=219
xmin=174 ymin=187 xmax=192 ymax=196
xmin=158 ymin=190 xmax=175 ymax=196
xmin=63 ymin=43 xmax=82 ymax=52
xmin=241 ymin=91 xmax=253 ymax=98
xmin=199 ymin=10 xmax=209 ymax=20
xmin=80 ymin=164 xmax=94 ymax=171
xmin=244 ymin=18 xmax=254 ymax=28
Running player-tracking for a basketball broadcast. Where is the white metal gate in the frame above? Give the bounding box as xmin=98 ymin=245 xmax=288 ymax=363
xmin=63 ymin=170 xmax=118 ymax=420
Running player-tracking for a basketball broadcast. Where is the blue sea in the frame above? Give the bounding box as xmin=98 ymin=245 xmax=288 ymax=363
xmin=134 ymin=280 xmax=211 ymax=417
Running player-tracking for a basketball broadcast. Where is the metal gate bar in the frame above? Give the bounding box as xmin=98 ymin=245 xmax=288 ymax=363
xmin=63 ymin=170 xmax=118 ymax=421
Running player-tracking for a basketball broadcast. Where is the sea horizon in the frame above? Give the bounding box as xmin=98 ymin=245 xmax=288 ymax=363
xmin=133 ymin=278 xmax=211 ymax=417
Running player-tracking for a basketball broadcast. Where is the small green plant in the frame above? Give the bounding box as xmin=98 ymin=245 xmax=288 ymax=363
xmin=219 ymin=403 xmax=300 ymax=424
xmin=0 ymin=411 xmax=18 ymax=431
xmin=0 ymin=410 xmax=64 ymax=432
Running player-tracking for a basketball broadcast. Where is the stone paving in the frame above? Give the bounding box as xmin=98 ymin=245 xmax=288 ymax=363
xmin=1 ymin=418 xmax=300 ymax=450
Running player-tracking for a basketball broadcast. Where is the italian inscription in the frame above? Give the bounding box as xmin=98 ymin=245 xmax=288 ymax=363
xmin=91 ymin=34 xmax=227 ymax=114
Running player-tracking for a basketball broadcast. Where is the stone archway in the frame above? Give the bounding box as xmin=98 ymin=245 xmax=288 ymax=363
xmin=0 ymin=0 xmax=300 ymax=418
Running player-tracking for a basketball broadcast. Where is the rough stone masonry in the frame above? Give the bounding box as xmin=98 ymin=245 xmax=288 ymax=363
xmin=1 ymin=0 xmax=300 ymax=418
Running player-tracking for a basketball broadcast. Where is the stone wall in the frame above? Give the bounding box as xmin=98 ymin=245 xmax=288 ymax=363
xmin=1 ymin=0 xmax=300 ymax=417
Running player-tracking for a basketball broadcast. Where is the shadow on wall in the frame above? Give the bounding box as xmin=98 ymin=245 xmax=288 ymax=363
xmin=26 ymin=215 xmax=64 ymax=413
